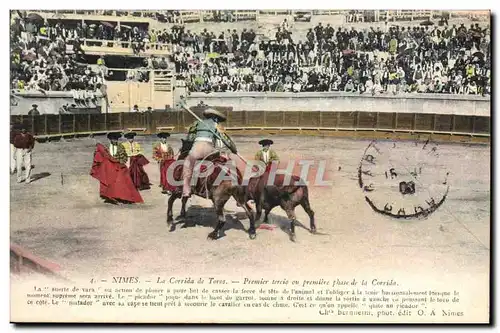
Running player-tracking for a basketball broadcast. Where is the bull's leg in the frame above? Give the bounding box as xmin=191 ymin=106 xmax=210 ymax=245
xmin=263 ymin=208 xmax=272 ymax=224
xmin=207 ymin=193 xmax=230 ymax=241
xmin=283 ymin=206 xmax=297 ymax=242
xmin=300 ymin=199 xmax=316 ymax=233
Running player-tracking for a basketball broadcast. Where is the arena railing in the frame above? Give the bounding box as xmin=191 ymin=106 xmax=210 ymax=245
xmin=29 ymin=10 xmax=152 ymax=23
xmin=448 ymin=10 xmax=490 ymax=19
xmin=65 ymin=38 xmax=174 ymax=55
xmin=177 ymin=11 xmax=202 ymax=23
xmin=21 ymin=10 xmax=472 ymax=26
xmin=258 ymin=10 xmax=293 ymax=16
xmin=10 ymin=110 xmax=490 ymax=142
xmin=387 ymin=10 xmax=433 ymax=21
xmin=10 ymin=243 xmax=69 ymax=281
xmin=312 ymin=10 xmax=347 ymax=16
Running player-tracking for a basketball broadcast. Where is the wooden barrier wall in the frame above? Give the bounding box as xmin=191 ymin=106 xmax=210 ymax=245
xmin=10 ymin=110 xmax=490 ymax=139
xmin=10 ymin=243 xmax=67 ymax=280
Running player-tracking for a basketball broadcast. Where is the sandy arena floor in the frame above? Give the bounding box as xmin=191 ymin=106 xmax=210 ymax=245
xmin=10 ymin=134 xmax=490 ymax=285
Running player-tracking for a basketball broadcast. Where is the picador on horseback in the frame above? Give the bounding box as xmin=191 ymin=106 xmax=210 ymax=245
xmin=167 ymin=101 xmax=316 ymax=242
xmin=181 ymin=107 xmax=237 ymax=198
xmin=166 ymin=105 xmax=253 ymax=240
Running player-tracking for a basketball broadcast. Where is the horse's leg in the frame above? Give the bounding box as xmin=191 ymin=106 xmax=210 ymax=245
xmin=178 ymin=196 xmax=188 ymax=219
xmin=167 ymin=193 xmax=178 ymax=223
xmin=167 ymin=193 xmax=179 ymax=232
xmin=254 ymin=198 xmax=262 ymax=221
xmin=244 ymin=202 xmax=254 ymax=216
xmin=207 ymin=192 xmax=230 ymax=241
xmin=300 ymin=197 xmax=316 ymax=233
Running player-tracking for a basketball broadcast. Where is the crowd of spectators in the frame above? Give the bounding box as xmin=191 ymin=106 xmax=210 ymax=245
xmin=12 ymin=15 xmax=150 ymax=52
xmin=175 ymin=21 xmax=490 ymax=95
xmin=10 ymin=36 xmax=105 ymax=94
xmin=10 ymin=15 xmax=103 ymax=93
xmin=10 ymin=11 xmax=491 ymax=97
xmin=9 ymin=14 xmax=147 ymax=95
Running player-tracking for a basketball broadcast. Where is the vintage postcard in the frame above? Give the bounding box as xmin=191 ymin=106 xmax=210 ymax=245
xmin=8 ymin=8 xmax=491 ymax=324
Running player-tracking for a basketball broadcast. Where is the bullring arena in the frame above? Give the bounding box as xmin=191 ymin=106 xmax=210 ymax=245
xmin=9 ymin=9 xmax=490 ymax=323
xmin=10 ymin=132 xmax=490 ymax=279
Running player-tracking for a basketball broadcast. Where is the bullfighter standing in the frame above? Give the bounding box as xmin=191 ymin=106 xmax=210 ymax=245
xmin=10 ymin=124 xmax=20 ymax=175
xmin=152 ymin=132 xmax=175 ymax=194
xmin=12 ymin=124 xmax=35 ymax=184
xmin=90 ymin=132 xmax=143 ymax=204
xmin=121 ymin=132 xmax=151 ymax=190
xmin=255 ymin=139 xmax=279 ymax=168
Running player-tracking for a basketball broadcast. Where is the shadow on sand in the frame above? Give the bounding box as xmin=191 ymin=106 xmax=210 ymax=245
xmin=30 ymin=172 xmax=51 ymax=182
xmin=263 ymin=213 xmax=328 ymax=238
xmin=168 ymin=205 xmax=247 ymax=239
xmin=168 ymin=205 xmax=328 ymax=240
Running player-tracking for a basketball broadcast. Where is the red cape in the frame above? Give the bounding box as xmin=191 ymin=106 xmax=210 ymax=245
xmin=160 ymin=158 xmax=178 ymax=192
xmin=90 ymin=143 xmax=144 ymax=204
xmin=129 ymin=155 xmax=151 ymax=190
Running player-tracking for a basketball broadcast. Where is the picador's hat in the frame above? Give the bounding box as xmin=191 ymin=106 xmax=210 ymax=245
xmin=259 ymin=139 xmax=274 ymax=146
xmin=157 ymin=132 xmax=171 ymax=139
xmin=124 ymin=132 xmax=137 ymax=139
xmin=107 ymin=132 xmax=122 ymax=140
xmin=203 ymin=108 xmax=226 ymax=122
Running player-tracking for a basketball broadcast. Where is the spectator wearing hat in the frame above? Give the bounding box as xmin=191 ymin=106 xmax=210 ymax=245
xmin=12 ymin=125 xmax=35 ymax=184
xmin=28 ymin=104 xmax=40 ymax=116
xmin=152 ymin=132 xmax=175 ymax=194
xmin=122 ymin=132 xmax=151 ymax=190
xmin=58 ymin=104 xmax=71 ymax=114
xmin=255 ymin=139 xmax=279 ymax=168
xmin=344 ymin=79 xmax=356 ymax=92
xmin=182 ymin=107 xmax=236 ymax=198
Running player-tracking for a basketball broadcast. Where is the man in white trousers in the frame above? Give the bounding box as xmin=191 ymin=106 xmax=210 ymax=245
xmin=10 ymin=124 xmax=19 ymax=174
xmin=12 ymin=125 xmax=35 ymax=184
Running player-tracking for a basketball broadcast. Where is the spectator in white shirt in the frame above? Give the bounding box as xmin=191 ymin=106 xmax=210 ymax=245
xmin=281 ymin=18 xmax=289 ymax=32
xmin=292 ymin=81 xmax=302 ymax=92
xmin=396 ymin=66 xmax=406 ymax=93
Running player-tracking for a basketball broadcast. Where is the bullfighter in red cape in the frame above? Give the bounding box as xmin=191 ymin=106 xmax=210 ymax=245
xmin=122 ymin=132 xmax=151 ymax=190
xmin=90 ymin=132 xmax=144 ymax=204
xmin=152 ymin=132 xmax=176 ymax=194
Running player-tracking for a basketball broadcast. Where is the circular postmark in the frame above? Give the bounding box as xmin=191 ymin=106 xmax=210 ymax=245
xmin=358 ymin=139 xmax=450 ymax=219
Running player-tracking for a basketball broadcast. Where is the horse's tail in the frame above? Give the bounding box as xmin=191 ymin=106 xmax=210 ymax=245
xmin=235 ymin=165 xmax=244 ymax=185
